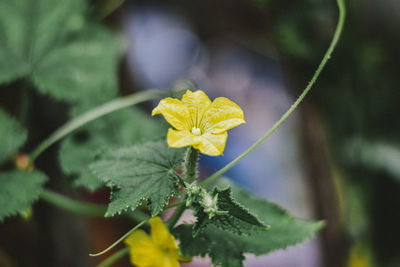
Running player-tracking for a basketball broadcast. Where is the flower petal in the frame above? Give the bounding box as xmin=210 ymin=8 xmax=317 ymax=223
xmin=125 ymin=229 xmax=151 ymax=247
xmin=181 ymin=90 xmax=212 ymax=128
xmin=195 ymin=132 xmax=228 ymax=156
xmin=167 ymin=129 xmax=200 ymax=148
xmin=162 ymin=258 xmax=181 ymax=267
xmin=125 ymin=230 xmax=161 ymax=267
xmin=150 ymin=217 xmax=181 ymax=267
xmin=202 ymin=97 xmax=245 ymax=134
xmin=150 ymin=217 xmax=178 ymax=250
xmin=152 ymin=98 xmax=190 ymax=130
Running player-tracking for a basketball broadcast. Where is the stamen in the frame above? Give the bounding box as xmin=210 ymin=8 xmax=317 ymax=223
xmin=191 ymin=127 xmax=202 ymax=136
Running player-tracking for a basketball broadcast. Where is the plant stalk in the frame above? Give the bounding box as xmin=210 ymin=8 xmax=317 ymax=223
xmin=184 ymin=147 xmax=199 ymax=183
xmin=40 ymin=189 xmax=107 ymax=216
xmin=90 ymin=219 xmax=148 ymax=257
xmin=167 ymin=203 xmax=187 ymax=229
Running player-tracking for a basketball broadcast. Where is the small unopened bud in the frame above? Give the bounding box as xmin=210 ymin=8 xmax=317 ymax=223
xmin=15 ymin=154 xmax=34 ymax=171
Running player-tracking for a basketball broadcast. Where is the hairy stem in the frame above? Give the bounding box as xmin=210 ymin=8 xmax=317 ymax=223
xmin=29 ymin=89 xmax=166 ymax=163
xmin=200 ymin=0 xmax=346 ymax=187
xmin=167 ymin=148 xmax=200 ymax=228
xmin=184 ymin=147 xmax=199 ymax=183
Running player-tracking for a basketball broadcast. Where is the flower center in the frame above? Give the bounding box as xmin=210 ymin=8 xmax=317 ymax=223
xmin=191 ymin=127 xmax=202 ymax=136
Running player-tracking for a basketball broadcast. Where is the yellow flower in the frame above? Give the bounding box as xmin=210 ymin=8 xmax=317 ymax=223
xmin=125 ymin=217 xmax=190 ymax=267
xmin=347 ymin=244 xmax=371 ymax=267
xmin=152 ymin=90 xmax=245 ymax=156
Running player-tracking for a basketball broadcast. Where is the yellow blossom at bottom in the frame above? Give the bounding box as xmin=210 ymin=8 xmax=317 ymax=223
xmin=125 ymin=217 xmax=190 ymax=267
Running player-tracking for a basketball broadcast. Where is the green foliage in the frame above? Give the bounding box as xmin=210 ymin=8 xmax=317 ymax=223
xmin=345 ymin=138 xmax=400 ymax=182
xmin=221 ymin=178 xmax=324 ymax=254
xmin=90 ymin=141 xmax=186 ymax=217
xmin=192 ymin=187 xmax=268 ymax=236
xmin=0 ymin=109 xmax=27 ymax=164
xmin=0 ymin=0 xmax=121 ymax=102
xmin=59 ymin=107 xmax=165 ymax=191
xmin=32 ymin=25 xmax=121 ymax=101
xmin=174 ymin=178 xmax=323 ymax=267
xmin=275 ymin=22 xmax=313 ymax=59
xmin=175 ymin=225 xmax=246 ymax=267
xmin=0 ymin=170 xmax=47 ymax=221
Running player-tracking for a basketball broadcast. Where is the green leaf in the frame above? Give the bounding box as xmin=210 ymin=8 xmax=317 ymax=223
xmin=0 ymin=109 xmax=27 ymax=164
xmin=90 ymin=141 xmax=185 ymax=216
xmin=175 ymin=224 xmax=245 ymax=267
xmin=32 ymin=25 xmax=121 ymax=101
xmin=59 ymin=107 xmax=166 ymax=191
xmin=0 ymin=170 xmax=47 ymax=221
xmin=192 ymin=187 xmax=268 ymax=236
xmin=0 ymin=0 xmax=84 ymax=84
xmin=174 ymin=178 xmax=323 ymax=267
xmin=225 ymin=180 xmax=323 ymax=255
xmin=0 ymin=0 xmax=121 ymax=102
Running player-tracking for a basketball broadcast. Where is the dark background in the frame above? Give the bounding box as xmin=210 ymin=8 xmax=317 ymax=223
xmin=1 ymin=0 xmax=399 ymax=266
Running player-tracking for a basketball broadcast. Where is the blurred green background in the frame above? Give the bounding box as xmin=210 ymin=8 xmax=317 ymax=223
xmin=0 ymin=0 xmax=399 ymax=266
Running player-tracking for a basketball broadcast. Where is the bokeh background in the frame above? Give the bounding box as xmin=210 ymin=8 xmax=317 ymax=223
xmin=0 ymin=0 xmax=399 ymax=266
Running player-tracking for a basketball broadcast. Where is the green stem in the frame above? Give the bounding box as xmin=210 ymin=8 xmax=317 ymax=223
xmin=40 ymin=189 xmax=107 ymax=216
xmin=167 ymin=148 xmax=199 ymax=228
xmin=29 ymin=89 xmax=166 ymax=163
xmin=184 ymin=147 xmax=199 ymax=183
xmin=90 ymin=219 xmax=148 ymax=257
xmin=167 ymin=202 xmax=187 ymax=229
xmin=123 ymin=209 xmax=149 ymax=223
xmin=96 ymin=247 xmax=129 ymax=267
xmin=201 ymin=0 xmax=346 ymax=187
xmin=90 ymin=201 xmax=186 ymax=260
xmin=164 ymin=201 xmax=185 ymax=211
xmin=41 ymin=188 xmax=149 ymax=222
xmin=42 ymin=189 xmax=185 ymax=256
